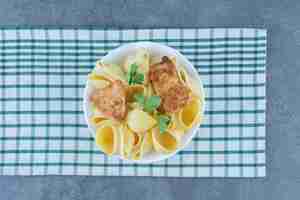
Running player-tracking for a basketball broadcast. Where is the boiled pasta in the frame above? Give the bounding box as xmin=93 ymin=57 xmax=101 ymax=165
xmin=124 ymin=48 xmax=150 ymax=77
xmin=95 ymin=120 xmax=120 ymax=155
xmin=152 ymin=128 xmax=179 ymax=153
xmin=177 ymin=97 xmax=202 ymax=130
xmin=87 ymin=48 xmax=203 ymax=161
xmin=119 ymin=125 xmax=137 ymax=158
xmin=127 ymin=109 xmax=157 ymax=133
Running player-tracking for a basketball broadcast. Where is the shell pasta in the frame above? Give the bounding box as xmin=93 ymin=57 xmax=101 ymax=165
xmin=87 ymin=48 xmax=203 ymax=161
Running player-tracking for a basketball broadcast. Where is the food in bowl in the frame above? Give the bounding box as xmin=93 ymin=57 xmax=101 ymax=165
xmin=84 ymin=43 xmax=204 ymax=162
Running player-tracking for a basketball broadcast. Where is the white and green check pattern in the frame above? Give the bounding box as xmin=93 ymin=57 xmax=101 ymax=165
xmin=0 ymin=28 xmax=266 ymax=177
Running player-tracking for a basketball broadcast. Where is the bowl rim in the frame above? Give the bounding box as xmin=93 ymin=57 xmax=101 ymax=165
xmin=82 ymin=41 xmax=205 ymax=164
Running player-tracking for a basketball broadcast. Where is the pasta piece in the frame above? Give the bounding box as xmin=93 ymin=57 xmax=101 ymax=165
xmin=177 ymin=96 xmax=202 ymax=130
xmin=102 ymin=62 xmax=127 ymax=82
xmin=132 ymin=131 xmax=153 ymax=160
xmin=87 ymin=79 xmax=111 ymax=90
xmin=92 ymin=67 xmax=114 ymax=82
xmin=94 ymin=61 xmax=127 ymax=83
xmin=167 ymin=114 xmax=177 ymax=131
xmin=95 ymin=120 xmax=120 ymax=155
xmin=177 ymin=67 xmax=190 ymax=86
xmin=130 ymin=133 xmax=143 ymax=160
xmin=145 ymin=84 xmax=154 ymax=97
xmin=152 ymin=128 xmax=179 ymax=153
xmin=176 ymin=64 xmax=203 ymax=98
xmin=88 ymin=71 xmax=111 ymax=81
xmin=89 ymin=115 xmax=107 ymax=126
xmin=127 ymin=109 xmax=157 ymax=133
xmin=169 ymin=57 xmax=193 ymax=91
xmin=119 ymin=125 xmax=139 ymax=158
xmin=141 ymin=131 xmax=153 ymax=155
xmin=132 ymin=132 xmax=142 ymax=149
xmin=171 ymin=57 xmax=177 ymax=65
xmin=124 ymin=48 xmax=150 ymax=83
xmin=166 ymin=114 xmax=186 ymax=138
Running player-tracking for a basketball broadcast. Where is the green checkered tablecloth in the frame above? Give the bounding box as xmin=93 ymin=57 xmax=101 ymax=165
xmin=0 ymin=28 xmax=266 ymax=177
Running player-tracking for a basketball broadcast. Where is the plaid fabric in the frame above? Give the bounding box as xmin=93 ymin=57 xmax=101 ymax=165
xmin=0 ymin=28 xmax=266 ymax=177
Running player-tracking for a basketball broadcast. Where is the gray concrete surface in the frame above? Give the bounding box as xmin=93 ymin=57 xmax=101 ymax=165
xmin=0 ymin=0 xmax=300 ymax=199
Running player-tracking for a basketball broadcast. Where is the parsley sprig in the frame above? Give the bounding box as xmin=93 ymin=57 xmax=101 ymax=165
xmin=134 ymin=93 xmax=161 ymax=113
xmin=157 ymin=115 xmax=171 ymax=134
xmin=134 ymin=93 xmax=170 ymax=133
xmin=127 ymin=63 xmax=144 ymax=85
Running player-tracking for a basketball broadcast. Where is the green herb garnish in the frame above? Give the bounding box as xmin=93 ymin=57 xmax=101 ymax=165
xmin=134 ymin=93 xmax=161 ymax=113
xmin=127 ymin=63 xmax=144 ymax=85
xmin=134 ymin=93 xmax=146 ymax=106
xmin=157 ymin=115 xmax=171 ymax=133
xmin=134 ymin=93 xmax=170 ymax=133
xmin=144 ymin=96 xmax=161 ymax=112
xmin=134 ymin=73 xmax=144 ymax=84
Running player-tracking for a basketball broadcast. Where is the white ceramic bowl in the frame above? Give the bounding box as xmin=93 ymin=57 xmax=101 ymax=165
xmin=83 ymin=42 xmax=205 ymax=164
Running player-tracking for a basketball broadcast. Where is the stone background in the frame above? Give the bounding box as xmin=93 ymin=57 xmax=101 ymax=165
xmin=0 ymin=0 xmax=299 ymax=199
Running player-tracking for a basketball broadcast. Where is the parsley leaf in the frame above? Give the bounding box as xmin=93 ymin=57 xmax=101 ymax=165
xmin=133 ymin=93 xmax=168 ymax=133
xmin=144 ymin=96 xmax=161 ymax=112
xmin=134 ymin=73 xmax=144 ymax=84
xmin=127 ymin=63 xmax=144 ymax=85
xmin=134 ymin=94 xmax=161 ymax=113
xmin=127 ymin=71 xmax=132 ymax=84
xmin=127 ymin=63 xmax=137 ymax=84
xmin=157 ymin=115 xmax=171 ymax=133
xmin=134 ymin=93 xmax=145 ymax=106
